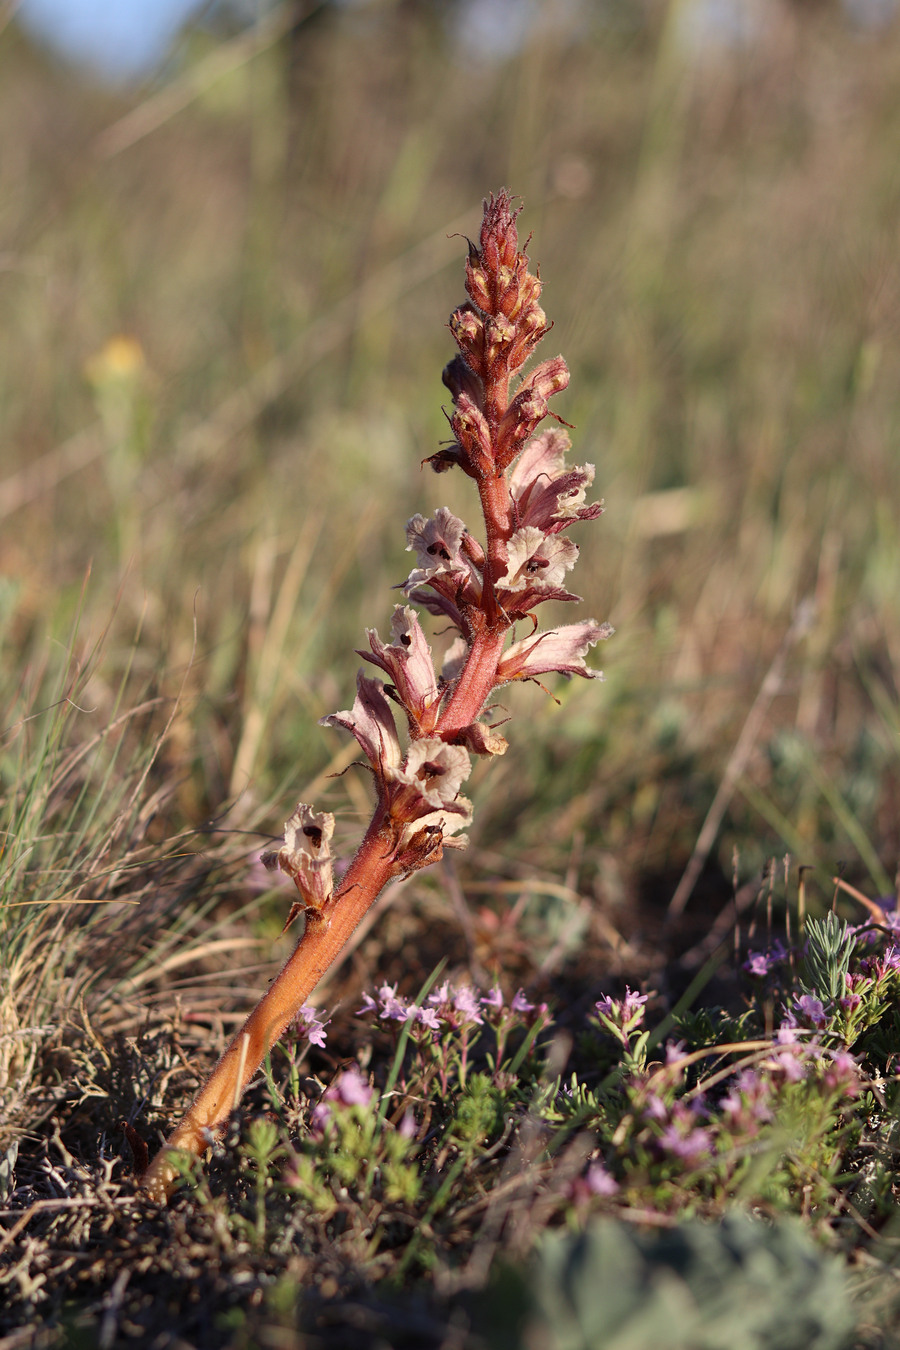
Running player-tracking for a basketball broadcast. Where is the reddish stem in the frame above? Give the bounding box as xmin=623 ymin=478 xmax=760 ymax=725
xmin=141 ymin=810 xmax=396 ymax=1201
xmin=438 ymin=625 xmax=507 ymax=737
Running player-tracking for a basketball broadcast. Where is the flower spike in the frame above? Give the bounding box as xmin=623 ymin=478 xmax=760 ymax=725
xmin=140 ymin=188 xmax=613 ymax=1203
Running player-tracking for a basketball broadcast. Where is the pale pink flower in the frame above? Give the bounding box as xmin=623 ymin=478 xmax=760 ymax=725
xmin=320 ymin=673 xmax=402 ymax=777
xmin=509 ymin=428 xmax=603 ymax=534
xmin=309 ymin=1066 xmax=374 ymax=1134
xmin=260 ymin=803 xmax=335 ymax=924
xmin=291 ymin=1003 xmax=330 ymax=1047
xmin=403 ymin=507 xmax=481 ymax=595
xmin=498 ymin=526 xmax=579 ymax=594
xmin=497 ymin=620 xmax=613 ymax=684
xmin=386 ymin=739 xmax=474 ymax=853
xmin=360 ymin=606 xmax=442 ymax=732
xmin=585 ymin=1162 xmax=619 ymax=1197
xmin=452 ymin=985 xmax=484 ymax=1024
xmin=416 ymin=1005 xmax=442 ymax=1031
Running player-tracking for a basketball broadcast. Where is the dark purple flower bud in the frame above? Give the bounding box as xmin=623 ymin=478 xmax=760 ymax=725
xmin=442 ymin=355 xmax=484 ymax=406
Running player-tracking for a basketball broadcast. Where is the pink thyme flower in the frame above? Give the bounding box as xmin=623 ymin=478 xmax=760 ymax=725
xmin=658 ymin=1124 xmax=712 ymax=1164
xmin=428 ymin=980 xmax=452 ymax=1007
xmin=331 ymin=1066 xmax=373 ymax=1107
xmin=643 ymin=1092 xmax=669 ymax=1123
xmin=595 ymin=986 xmax=648 ymax=1049
xmin=290 ymin=1003 xmax=330 ymax=1047
xmin=452 ymin=985 xmax=484 ymax=1024
xmin=743 ymin=939 xmax=788 ymax=978
xmin=376 ymin=982 xmax=411 ymax=1021
xmin=309 ymin=1066 xmax=374 ymax=1134
xmin=794 ymin=993 xmax=828 ymax=1029
xmin=823 ymin=1049 xmax=860 ymax=1096
xmin=585 ymin=1162 xmax=619 ymax=1197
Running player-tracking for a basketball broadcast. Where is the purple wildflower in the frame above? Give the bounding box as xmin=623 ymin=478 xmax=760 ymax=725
xmin=291 ymin=1003 xmax=330 ymax=1047
xmin=823 ymin=1049 xmax=860 ymax=1096
xmin=416 ymin=1005 xmax=442 ymax=1031
xmin=585 ymin=1162 xmax=619 ymax=1197
xmin=643 ymin=1093 xmax=669 ymax=1123
xmin=743 ymin=940 xmax=788 ymax=978
xmin=332 ymin=1066 xmax=374 ymax=1107
xmin=309 ymin=1066 xmax=374 ymax=1134
xmin=794 ymin=993 xmax=828 ymax=1029
xmin=398 ymin=1108 xmax=417 ymax=1139
xmin=595 ymin=986 xmax=648 ymax=1047
xmin=658 ymin=1124 xmax=712 ymax=1163
xmin=453 ymin=985 xmax=484 ymax=1024
xmin=511 ymin=989 xmax=535 ymax=1014
xmin=377 ymin=982 xmax=411 ymax=1021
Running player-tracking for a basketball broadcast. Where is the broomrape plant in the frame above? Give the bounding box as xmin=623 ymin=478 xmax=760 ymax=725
xmin=141 ymin=189 xmax=611 ymax=1201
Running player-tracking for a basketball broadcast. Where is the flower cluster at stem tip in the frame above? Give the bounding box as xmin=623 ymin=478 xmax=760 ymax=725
xmin=262 ymin=190 xmax=612 ymax=918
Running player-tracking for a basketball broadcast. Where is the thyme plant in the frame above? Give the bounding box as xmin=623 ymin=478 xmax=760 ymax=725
xmin=141 ymin=189 xmax=611 ymax=1201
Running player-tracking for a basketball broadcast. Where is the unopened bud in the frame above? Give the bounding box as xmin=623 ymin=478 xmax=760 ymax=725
xmin=485 ymin=314 xmax=515 ymax=359
xmin=465 ymin=259 xmax=491 ymax=311
xmin=527 ymin=355 xmax=570 ymax=400
xmin=449 ymin=305 xmax=483 ymax=345
xmin=451 ymin=394 xmax=492 ymax=468
xmin=521 ymin=304 xmax=547 ymax=336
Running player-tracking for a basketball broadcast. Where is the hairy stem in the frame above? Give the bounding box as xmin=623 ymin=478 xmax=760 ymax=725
xmin=141 ymin=810 xmax=395 ymax=1201
xmin=438 ymin=625 xmax=507 ymax=737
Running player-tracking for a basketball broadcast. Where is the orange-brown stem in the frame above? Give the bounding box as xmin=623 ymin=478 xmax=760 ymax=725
xmin=438 ymin=625 xmax=507 ymax=737
xmin=141 ymin=810 xmax=396 ymax=1201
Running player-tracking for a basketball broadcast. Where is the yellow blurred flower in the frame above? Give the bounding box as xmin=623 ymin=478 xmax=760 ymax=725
xmin=84 ymin=334 xmax=146 ymax=388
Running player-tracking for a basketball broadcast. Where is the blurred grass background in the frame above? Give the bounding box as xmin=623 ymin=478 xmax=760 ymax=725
xmin=3 ymin=0 xmax=900 ymax=1096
